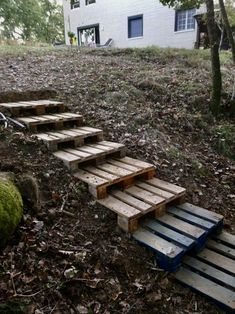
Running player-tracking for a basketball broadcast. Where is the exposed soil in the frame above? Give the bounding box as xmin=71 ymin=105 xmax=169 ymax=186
xmin=0 ymin=47 xmax=234 ymax=314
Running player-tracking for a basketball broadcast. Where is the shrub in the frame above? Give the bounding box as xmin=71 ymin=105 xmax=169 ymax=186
xmin=0 ymin=174 xmax=23 ymax=248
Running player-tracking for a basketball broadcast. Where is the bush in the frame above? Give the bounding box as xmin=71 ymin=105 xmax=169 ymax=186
xmin=0 ymin=173 xmax=23 ymax=248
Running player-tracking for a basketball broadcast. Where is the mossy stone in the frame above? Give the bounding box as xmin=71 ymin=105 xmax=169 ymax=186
xmin=0 ymin=173 xmax=23 ymax=248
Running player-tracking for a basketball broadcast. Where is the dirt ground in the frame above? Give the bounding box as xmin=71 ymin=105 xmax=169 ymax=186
xmin=0 ymin=47 xmax=234 ymax=314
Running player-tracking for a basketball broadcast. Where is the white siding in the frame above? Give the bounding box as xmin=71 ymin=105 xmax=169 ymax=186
xmin=63 ymin=0 xmax=199 ymax=49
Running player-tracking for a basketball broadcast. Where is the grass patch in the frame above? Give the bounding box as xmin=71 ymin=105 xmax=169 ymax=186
xmin=213 ymin=123 xmax=235 ymax=160
xmin=0 ymin=44 xmax=58 ymax=56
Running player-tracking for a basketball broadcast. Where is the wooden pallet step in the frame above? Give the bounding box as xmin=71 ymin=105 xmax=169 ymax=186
xmin=97 ymin=189 xmax=159 ymax=232
xmin=176 ymin=232 xmax=235 ymax=312
xmin=96 ymin=178 xmax=186 ymax=232
xmin=183 ymin=256 xmax=235 ymax=289
xmin=197 ymin=248 xmax=235 ymax=275
xmin=177 ymin=203 xmax=223 ymax=225
xmin=206 ymin=239 xmax=235 ymax=259
xmin=54 ymin=142 xmax=126 ymax=171
xmin=74 ymin=157 xmax=155 ymax=199
xmin=213 ymin=231 xmax=235 ymax=249
xmin=143 ymin=219 xmax=195 ymax=249
xmin=17 ymin=113 xmax=83 ymax=131
xmin=0 ymin=100 xmax=65 ymax=116
xmin=133 ymin=227 xmax=184 ymax=271
xmin=174 ymin=266 xmax=235 ymax=311
xmin=34 ymin=127 xmax=104 ymax=151
xmin=167 ymin=206 xmax=215 ymax=230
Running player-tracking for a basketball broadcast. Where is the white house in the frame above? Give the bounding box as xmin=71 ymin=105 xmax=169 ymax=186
xmin=63 ymin=0 xmax=205 ymax=49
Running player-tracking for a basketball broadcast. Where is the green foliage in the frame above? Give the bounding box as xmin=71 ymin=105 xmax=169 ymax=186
xmin=0 ymin=176 xmax=23 ymax=248
xmin=68 ymin=31 xmax=76 ymax=39
xmin=0 ymin=0 xmax=64 ymax=43
xmin=158 ymin=0 xmax=202 ymax=9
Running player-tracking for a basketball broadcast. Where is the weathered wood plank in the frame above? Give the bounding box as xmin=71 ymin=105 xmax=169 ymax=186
xmin=133 ymin=227 xmax=183 ymax=258
xmin=98 ymin=195 xmax=141 ymax=218
xmin=136 ymin=181 xmax=174 ymax=199
xmin=214 ymin=231 xmax=235 ymax=248
xmin=146 ymin=178 xmax=186 ymax=195
xmin=97 ymin=163 xmax=132 ymax=177
xmin=83 ymin=166 xmax=119 ymax=181
xmin=157 ymin=214 xmax=205 ymax=239
xmin=107 ymin=159 xmax=140 ymax=172
xmin=197 ymin=248 xmax=235 ymax=275
xmin=125 ymin=186 xmax=165 ymax=206
xmin=144 ymin=219 xmax=194 ymax=248
xmin=111 ymin=190 xmax=152 ymax=212
xmin=53 ymin=150 xmax=81 ymax=162
xmin=115 ymin=156 xmax=154 ymax=169
xmin=177 ymin=203 xmax=223 ymax=223
xmin=183 ymin=256 xmax=235 ymax=289
xmin=206 ymin=239 xmax=235 ymax=259
xmin=168 ymin=207 xmax=214 ymax=230
xmin=175 ymin=267 xmax=235 ymax=310
xmin=74 ymin=169 xmax=108 ymax=186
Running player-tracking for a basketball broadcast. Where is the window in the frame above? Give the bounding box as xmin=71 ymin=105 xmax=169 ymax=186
xmin=86 ymin=0 xmax=96 ymax=5
xmin=128 ymin=15 xmax=143 ymax=38
xmin=175 ymin=9 xmax=196 ymax=31
xmin=71 ymin=0 xmax=80 ymax=9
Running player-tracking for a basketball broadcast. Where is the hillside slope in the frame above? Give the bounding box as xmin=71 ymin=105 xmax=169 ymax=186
xmin=0 ymin=46 xmax=234 ymax=314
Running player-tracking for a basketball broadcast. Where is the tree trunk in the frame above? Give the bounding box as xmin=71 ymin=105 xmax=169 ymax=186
xmin=218 ymin=0 xmax=235 ymax=115
xmin=206 ymin=0 xmax=222 ymax=117
xmin=219 ymin=0 xmax=235 ymax=64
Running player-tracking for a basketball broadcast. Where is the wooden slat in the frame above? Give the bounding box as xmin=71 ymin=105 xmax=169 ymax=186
xmin=47 ymin=132 xmax=68 ymax=139
xmin=175 ymin=267 xmax=235 ymax=310
xmin=133 ymin=227 xmax=183 ymax=258
xmin=53 ymin=150 xmax=81 ymax=162
xmin=78 ymin=126 xmax=102 ymax=132
xmin=197 ymin=248 xmax=235 ymax=275
xmin=136 ymin=182 xmax=174 ymax=199
xmin=115 ymin=156 xmax=154 ymax=169
xmin=63 ymin=148 xmax=91 ymax=158
xmin=147 ymin=178 xmax=186 ymax=194
xmin=167 ymin=207 xmax=214 ymax=230
xmin=125 ymin=186 xmax=165 ymax=206
xmin=17 ymin=116 xmax=39 ymax=123
xmin=107 ymin=159 xmax=140 ymax=172
xmin=98 ymin=195 xmax=141 ymax=218
xmin=83 ymin=166 xmax=119 ymax=181
xmin=99 ymin=141 xmax=126 ymax=149
xmin=206 ymin=239 xmax=235 ymax=259
xmin=35 ymin=133 xmax=58 ymax=141
xmin=144 ymin=219 xmax=194 ymax=248
xmin=157 ymin=214 xmax=205 ymax=239
xmin=88 ymin=143 xmax=114 ymax=152
xmin=74 ymin=169 xmax=108 ymax=187
xmin=184 ymin=256 xmax=235 ymax=289
xmin=97 ymin=163 xmax=132 ymax=177
xmin=111 ymin=190 xmax=152 ymax=212
xmin=177 ymin=203 xmax=223 ymax=223
xmin=77 ymin=145 xmax=105 ymax=155
xmin=214 ymin=231 xmax=235 ymax=248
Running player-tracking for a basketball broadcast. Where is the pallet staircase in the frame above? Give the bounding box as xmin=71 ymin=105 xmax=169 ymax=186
xmin=1 ymin=99 xmax=234 ymax=312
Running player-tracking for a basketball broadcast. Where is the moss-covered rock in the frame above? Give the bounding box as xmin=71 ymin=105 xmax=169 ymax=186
xmin=0 ymin=173 xmax=23 ymax=248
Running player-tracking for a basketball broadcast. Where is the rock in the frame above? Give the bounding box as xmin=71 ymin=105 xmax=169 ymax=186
xmin=0 ymin=172 xmax=23 ymax=248
xmin=16 ymin=174 xmax=41 ymax=214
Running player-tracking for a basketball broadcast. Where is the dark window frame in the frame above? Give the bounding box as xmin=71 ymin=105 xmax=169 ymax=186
xmin=175 ymin=8 xmax=196 ymax=32
xmin=128 ymin=14 xmax=143 ymax=39
xmin=77 ymin=24 xmax=100 ymax=46
xmin=86 ymin=0 xmax=96 ymax=5
xmin=71 ymin=0 xmax=80 ymax=9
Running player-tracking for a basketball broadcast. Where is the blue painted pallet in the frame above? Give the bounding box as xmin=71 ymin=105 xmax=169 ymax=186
xmin=175 ymin=232 xmax=235 ymax=312
xmin=133 ymin=203 xmax=224 ymax=271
